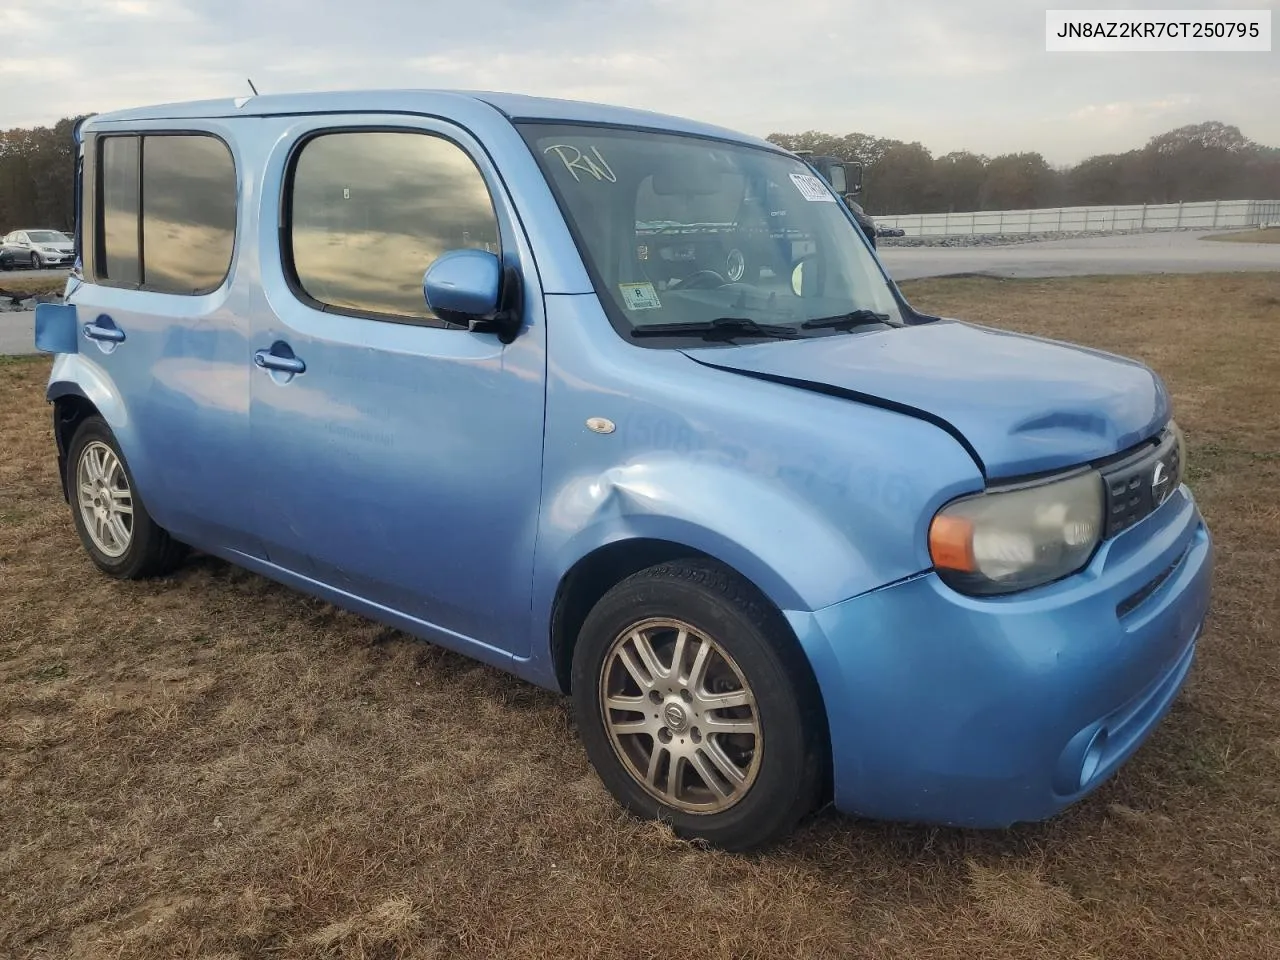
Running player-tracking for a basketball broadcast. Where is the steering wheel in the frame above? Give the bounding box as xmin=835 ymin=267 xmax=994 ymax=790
xmin=670 ymin=269 xmax=728 ymax=290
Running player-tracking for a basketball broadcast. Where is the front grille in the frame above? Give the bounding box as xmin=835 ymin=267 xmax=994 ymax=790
xmin=1100 ymin=428 xmax=1181 ymax=539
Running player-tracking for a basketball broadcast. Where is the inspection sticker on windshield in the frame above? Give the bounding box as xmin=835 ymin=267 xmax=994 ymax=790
xmin=619 ymin=282 xmax=662 ymax=311
xmin=790 ymin=173 xmax=837 ymax=202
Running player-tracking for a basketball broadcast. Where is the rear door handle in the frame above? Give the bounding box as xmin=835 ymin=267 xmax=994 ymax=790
xmin=254 ymin=348 xmax=306 ymax=374
xmin=83 ymin=321 xmax=125 ymax=343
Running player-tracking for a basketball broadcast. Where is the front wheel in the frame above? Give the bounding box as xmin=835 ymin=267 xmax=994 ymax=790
xmin=572 ymin=559 xmax=826 ymax=850
xmin=67 ymin=417 xmax=187 ymax=579
xmin=30 ymin=253 xmax=42 ymax=269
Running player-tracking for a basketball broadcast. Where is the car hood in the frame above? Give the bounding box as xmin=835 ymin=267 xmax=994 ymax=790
xmin=681 ymin=320 xmax=1169 ymax=479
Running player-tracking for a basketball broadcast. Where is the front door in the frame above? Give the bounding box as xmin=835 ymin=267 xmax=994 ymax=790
xmin=249 ymin=117 xmax=547 ymax=656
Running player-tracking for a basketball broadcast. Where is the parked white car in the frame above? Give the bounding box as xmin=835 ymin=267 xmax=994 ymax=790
xmin=1 ymin=230 xmax=74 ymax=269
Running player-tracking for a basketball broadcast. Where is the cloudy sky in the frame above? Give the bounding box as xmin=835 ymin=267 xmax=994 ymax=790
xmin=3 ymin=0 xmax=1277 ymax=163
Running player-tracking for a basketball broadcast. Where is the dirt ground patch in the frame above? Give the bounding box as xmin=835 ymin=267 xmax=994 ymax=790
xmin=2 ymin=273 xmax=1279 ymax=959
xmin=1202 ymin=229 xmax=1280 ymax=244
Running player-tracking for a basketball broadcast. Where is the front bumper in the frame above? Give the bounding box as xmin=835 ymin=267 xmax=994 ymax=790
xmin=788 ymin=484 xmax=1212 ymax=827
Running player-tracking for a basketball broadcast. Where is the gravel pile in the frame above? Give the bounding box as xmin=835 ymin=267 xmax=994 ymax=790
xmin=878 ymin=227 xmax=1210 ymax=248
xmin=0 ymin=292 xmax=60 ymax=313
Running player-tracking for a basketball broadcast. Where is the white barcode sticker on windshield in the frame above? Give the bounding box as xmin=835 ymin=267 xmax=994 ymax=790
xmin=619 ymin=282 xmax=662 ymax=310
xmin=790 ymin=173 xmax=837 ymax=202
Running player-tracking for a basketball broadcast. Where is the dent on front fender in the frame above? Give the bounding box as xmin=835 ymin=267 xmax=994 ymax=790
xmin=541 ymin=456 xmax=878 ymax=612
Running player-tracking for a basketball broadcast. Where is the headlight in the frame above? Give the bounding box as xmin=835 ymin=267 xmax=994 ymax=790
xmin=929 ymin=470 xmax=1104 ymax=595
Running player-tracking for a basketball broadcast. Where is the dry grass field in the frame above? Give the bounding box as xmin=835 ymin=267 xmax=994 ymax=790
xmin=0 ymin=274 xmax=67 ymax=299
xmin=2 ymin=273 xmax=1279 ymax=959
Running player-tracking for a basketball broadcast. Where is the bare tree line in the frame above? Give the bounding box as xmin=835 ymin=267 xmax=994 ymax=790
xmin=0 ymin=116 xmax=1276 ymax=233
xmin=770 ymin=121 xmax=1279 ymax=215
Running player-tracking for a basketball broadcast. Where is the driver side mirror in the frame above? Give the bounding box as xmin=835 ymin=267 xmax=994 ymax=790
xmin=423 ymin=249 xmax=520 ymax=342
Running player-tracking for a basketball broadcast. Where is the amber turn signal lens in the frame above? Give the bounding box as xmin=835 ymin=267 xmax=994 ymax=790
xmin=929 ymin=514 xmax=976 ymax=572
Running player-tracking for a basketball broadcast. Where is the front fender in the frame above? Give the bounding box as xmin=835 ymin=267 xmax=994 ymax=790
xmin=539 ymin=457 xmax=880 ymax=614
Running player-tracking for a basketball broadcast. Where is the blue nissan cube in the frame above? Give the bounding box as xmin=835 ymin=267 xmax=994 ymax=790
xmin=36 ymin=90 xmax=1212 ymax=850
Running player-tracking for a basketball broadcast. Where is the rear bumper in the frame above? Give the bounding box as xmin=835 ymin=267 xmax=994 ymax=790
xmin=788 ymin=485 xmax=1212 ymax=827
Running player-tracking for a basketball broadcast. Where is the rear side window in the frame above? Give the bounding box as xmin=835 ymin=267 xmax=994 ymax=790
xmin=96 ymin=133 xmax=236 ymax=293
xmin=286 ymin=130 xmax=499 ymax=324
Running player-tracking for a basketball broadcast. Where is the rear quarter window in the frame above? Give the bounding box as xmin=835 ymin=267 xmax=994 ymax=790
xmin=95 ymin=132 xmax=236 ymax=294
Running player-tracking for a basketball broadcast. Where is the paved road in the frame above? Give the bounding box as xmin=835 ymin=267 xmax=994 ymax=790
xmin=1 ymin=312 xmax=37 ymax=356
xmin=879 ymin=230 xmax=1280 ymax=280
xmin=0 ymin=268 xmax=64 ymax=284
xmin=2 ymin=269 xmax=66 ymax=355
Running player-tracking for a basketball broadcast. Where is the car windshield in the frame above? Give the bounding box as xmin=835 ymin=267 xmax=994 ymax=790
xmin=28 ymin=231 xmax=68 ymax=243
xmin=521 ymin=124 xmax=902 ymax=343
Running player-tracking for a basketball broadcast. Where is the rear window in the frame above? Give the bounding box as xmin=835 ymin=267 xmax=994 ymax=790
xmin=96 ymin=133 xmax=237 ymax=293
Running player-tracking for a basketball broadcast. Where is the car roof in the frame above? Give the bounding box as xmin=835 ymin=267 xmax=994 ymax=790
xmin=81 ymin=89 xmax=780 ymax=152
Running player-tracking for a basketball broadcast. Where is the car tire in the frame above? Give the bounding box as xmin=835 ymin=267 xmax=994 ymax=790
xmin=30 ymin=253 xmax=42 ymax=270
xmin=66 ymin=417 xmax=187 ymax=579
xmin=572 ymin=558 xmax=826 ymax=851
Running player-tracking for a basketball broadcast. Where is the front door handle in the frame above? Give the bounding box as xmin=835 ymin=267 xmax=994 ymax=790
xmin=254 ymin=347 xmax=306 ymax=374
xmin=83 ymin=321 xmax=125 ymax=343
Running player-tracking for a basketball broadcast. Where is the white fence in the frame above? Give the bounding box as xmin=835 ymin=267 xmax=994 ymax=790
xmin=875 ymin=199 xmax=1280 ymax=237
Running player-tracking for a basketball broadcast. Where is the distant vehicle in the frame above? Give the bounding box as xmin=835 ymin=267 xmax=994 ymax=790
xmin=798 ymin=154 xmax=878 ymax=247
xmin=2 ymin=229 xmax=74 ymax=269
xmin=0 ymin=239 xmax=35 ymax=270
xmin=877 ymin=226 xmax=906 ymax=238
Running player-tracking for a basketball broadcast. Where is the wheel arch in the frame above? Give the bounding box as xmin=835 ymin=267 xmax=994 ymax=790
xmin=550 ymin=538 xmax=711 ymax=694
xmin=48 ymin=383 xmax=103 ymax=502
xmin=548 ymin=537 xmax=830 ymax=729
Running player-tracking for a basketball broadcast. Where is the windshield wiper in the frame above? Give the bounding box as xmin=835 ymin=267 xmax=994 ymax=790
xmin=630 ymin=317 xmax=801 ymax=341
xmin=800 ymin=309 xmax=892 ymax=331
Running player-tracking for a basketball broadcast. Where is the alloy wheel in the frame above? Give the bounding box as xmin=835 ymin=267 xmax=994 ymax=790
xmin=599 ymin=617 xmax=762 ymax=813
xmin=76 ymin=441 xmax=134 ymax=558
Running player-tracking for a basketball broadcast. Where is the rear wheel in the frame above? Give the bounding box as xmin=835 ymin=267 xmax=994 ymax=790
xmin=67 ymin=417 xmax=187 ymax=579
xmin=572 ymin=559 xmax=825 ymax=850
